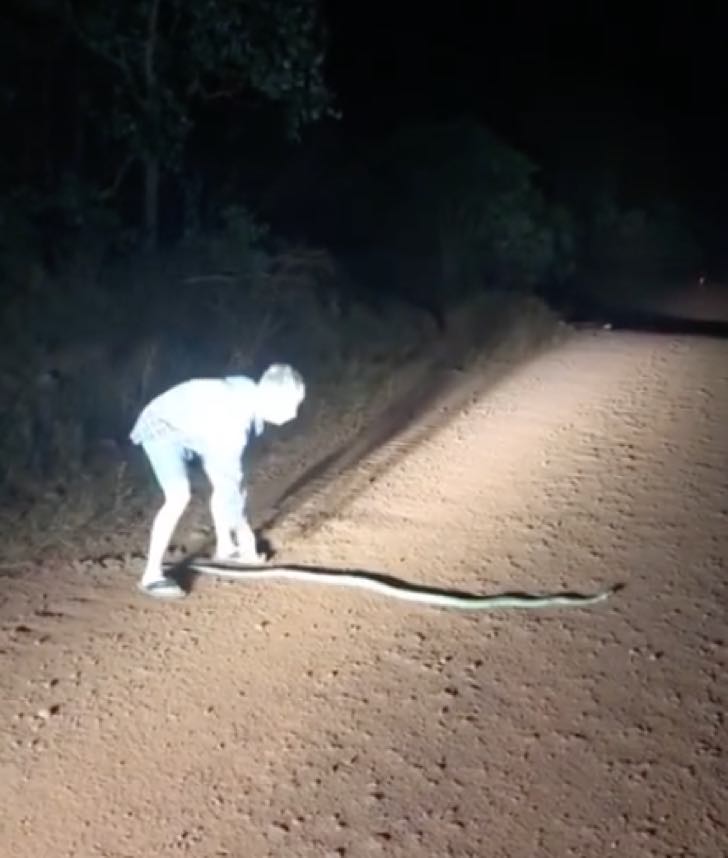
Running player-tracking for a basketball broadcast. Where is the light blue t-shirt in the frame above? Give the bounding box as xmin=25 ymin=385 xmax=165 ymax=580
xmin=130 ymin=375 xmax=263 ymax=457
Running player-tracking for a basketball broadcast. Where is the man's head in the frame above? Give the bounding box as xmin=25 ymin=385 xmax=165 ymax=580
xmin=256 ymin=363 xmax=306 ymax=426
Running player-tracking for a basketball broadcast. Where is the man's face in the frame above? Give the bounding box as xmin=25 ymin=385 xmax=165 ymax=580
xmin=259 ymin=383 xmax=305 ymax=426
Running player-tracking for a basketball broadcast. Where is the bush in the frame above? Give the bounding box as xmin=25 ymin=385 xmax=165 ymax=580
xmin=0 ymin=200 xmax=436 ymax=500
xmin=370 ymin=118 xmax=575 ymax=304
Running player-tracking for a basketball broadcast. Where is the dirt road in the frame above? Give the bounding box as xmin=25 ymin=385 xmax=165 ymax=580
xmin=1 ymin=324 xmax=726 ymax=857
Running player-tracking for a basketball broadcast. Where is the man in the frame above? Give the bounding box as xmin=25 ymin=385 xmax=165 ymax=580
xmin=130 ymin=363 xmax=306 ymax=599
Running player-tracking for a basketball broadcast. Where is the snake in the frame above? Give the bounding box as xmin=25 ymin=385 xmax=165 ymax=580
xmin=166 ymin=559 xmax=619 ymax=611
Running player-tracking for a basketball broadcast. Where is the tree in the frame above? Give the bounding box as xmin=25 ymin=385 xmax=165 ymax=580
xmin=67 ymin=0 xmax=336 ymax=250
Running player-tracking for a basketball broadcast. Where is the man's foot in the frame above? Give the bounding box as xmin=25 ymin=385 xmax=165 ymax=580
xmin=137 ymin=578 xmax=187 ymax=600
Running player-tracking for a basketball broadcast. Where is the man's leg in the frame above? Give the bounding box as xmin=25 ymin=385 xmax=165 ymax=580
xmin=201 ymin=454 xmax=263 ymax=563
xmin=139 ymin=439 xmax=191 ymax=597
xmin=232 ymin=486 xmax=262 ymax=560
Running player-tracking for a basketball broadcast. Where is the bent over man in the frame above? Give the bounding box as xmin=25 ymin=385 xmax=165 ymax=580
xmin=130 ymin=363 xmax=305 ymax=599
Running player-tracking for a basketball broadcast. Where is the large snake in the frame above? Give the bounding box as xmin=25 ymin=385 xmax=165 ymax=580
xmin=166 ymin=559 xmax=619 ymax=610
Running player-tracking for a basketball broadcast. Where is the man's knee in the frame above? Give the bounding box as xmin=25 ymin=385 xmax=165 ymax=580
xmin=162 ymin=481 xmax=191 ymax=511
xmin=210 ymin=485 xmax=242 ymax=518
xmin=143 ymin=439 xmax=190 ymax=490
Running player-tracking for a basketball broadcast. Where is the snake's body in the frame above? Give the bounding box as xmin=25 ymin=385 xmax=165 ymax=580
xmin=172 ymin=560 xmax=618 ymax=610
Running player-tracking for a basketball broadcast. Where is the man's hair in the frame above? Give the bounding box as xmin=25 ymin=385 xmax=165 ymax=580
xmin=259 ymin=363 xmax=305 ymax=396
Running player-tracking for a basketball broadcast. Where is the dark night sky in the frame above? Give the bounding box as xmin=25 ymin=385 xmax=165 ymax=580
xmin=323 ymin=2 xmax=728 ymax=221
